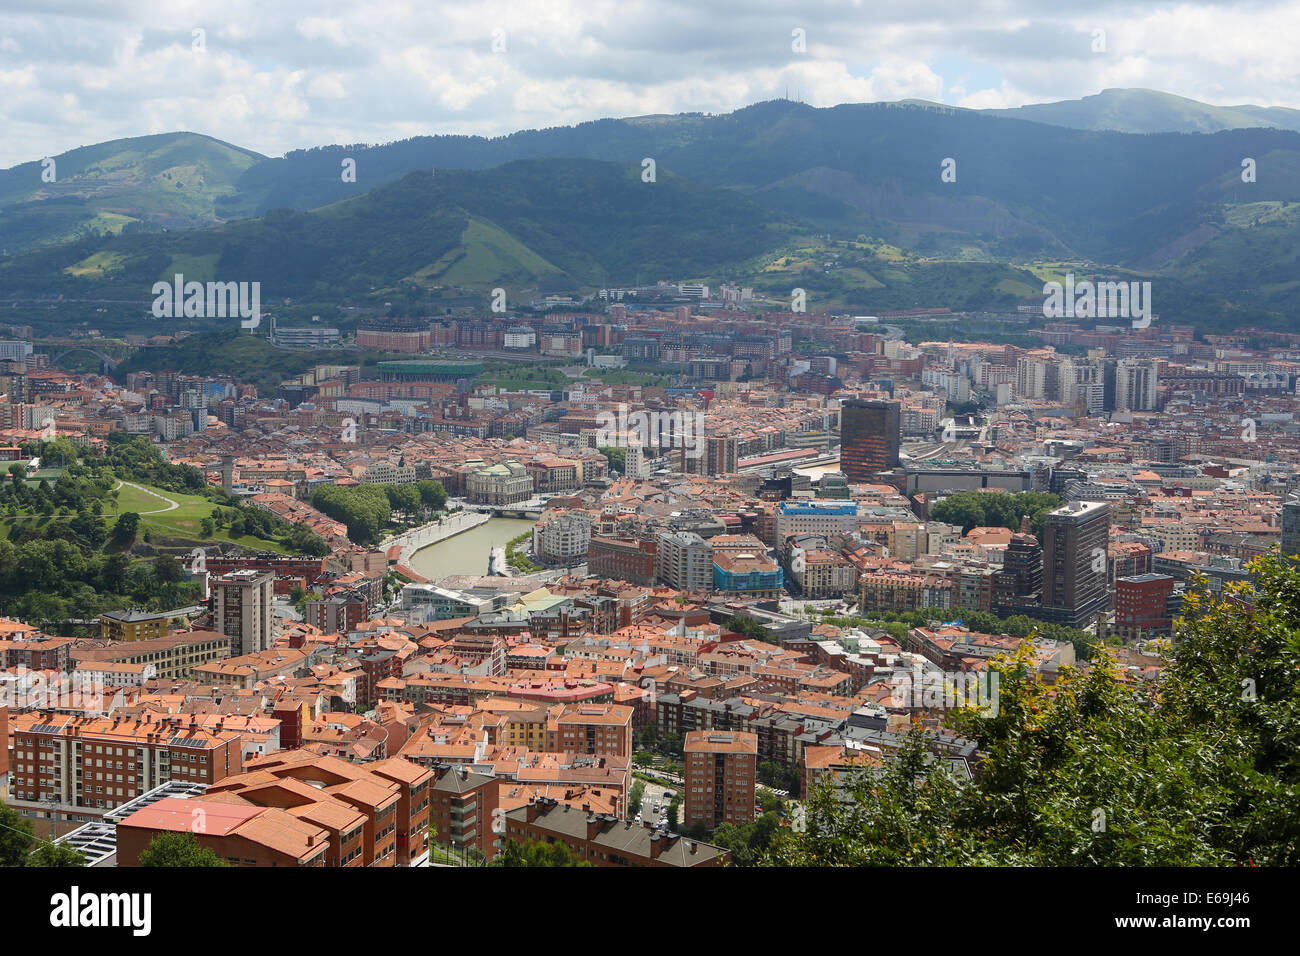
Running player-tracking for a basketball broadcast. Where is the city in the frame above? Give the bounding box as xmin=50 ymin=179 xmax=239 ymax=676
xmin=0 ymin=0 xmax=1291 ymax=937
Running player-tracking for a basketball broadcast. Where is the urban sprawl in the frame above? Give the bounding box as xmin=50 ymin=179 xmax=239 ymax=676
xmin=2 ymin=285 xmax=1299 ymax=868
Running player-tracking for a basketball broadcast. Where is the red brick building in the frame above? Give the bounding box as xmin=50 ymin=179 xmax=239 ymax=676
xmin=117 ymin=796 xmax=330 ymax=867
xmin=8 ymin=712 xmax=243 ymax=822
xmin=683 ymin=730 xmax=757 ymax=831
xmin=547 ymin=703 xmax=634 ymax=757
xmin=1115 ymin=573 xmax=1175 ymax=641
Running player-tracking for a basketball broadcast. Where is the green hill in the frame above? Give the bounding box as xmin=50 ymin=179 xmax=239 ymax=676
xmin=4 ymin=99 xmax=1300 ymax=329
xmin=0 ymin=132 xmax=265 ymax=251
xmin=0 ymin=158 xmax=794 ymax=301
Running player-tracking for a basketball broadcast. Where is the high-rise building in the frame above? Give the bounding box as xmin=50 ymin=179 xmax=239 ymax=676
xmin=1002 ymin=532 xmax=1043 ymax=598
xmin=1040 ymin=500 xmax=1111 ymax=627
xmin=212 ymin=570 xmax=275 ymax=656
xmin=1115 ymin=359 xmax=1159 ymax=412
xmin=0 ymin=706 xmax=8 ymax=801
xmin=683 ymin=730 xmax=757 ymax=831
xmin=840 ymin=399 xmax=900 ymax=482
xmin=1282 ymin=496 xmax=1300 ymax=560
xmin=656 ymin=531 xmax=713 ymax=591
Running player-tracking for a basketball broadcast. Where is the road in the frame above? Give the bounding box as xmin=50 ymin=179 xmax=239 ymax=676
xmin=634 ymin=779 xmax=678 ymax=826
xmin=113 ymin=480 xmax=180 ymax=514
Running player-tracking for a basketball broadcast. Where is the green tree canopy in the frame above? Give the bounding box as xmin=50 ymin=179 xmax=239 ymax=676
xmin=136 ymin=832 xmax=230 ymax=867
xmin=490 ymin=839 xmax=593 ymax=867
xmin=767 ymin=553 xmax=1300 ymax=866
xmin=26 ymin=842 xmax=87 ymax=867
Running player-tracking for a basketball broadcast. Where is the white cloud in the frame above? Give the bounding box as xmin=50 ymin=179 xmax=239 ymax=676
xmin=0 ymin=0 xmax=1296 ymax=167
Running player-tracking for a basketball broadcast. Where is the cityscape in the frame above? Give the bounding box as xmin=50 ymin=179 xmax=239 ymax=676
xmin=0 ymin=0 xmax=1291 ymax=934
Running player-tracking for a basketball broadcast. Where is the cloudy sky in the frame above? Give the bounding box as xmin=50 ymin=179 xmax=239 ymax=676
xmin=1 ymin=0 xmax=1296 ymax=168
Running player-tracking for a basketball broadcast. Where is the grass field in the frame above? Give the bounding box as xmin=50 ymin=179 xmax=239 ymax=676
xmin=103 ymin=481 xmax=291 ymax=553
xmin=0 ymin=479 xmax=291 ymax=557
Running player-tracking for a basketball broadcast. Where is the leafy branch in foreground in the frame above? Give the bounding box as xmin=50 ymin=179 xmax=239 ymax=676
xmin=766 ymin=553 xmax=1300 ymax=866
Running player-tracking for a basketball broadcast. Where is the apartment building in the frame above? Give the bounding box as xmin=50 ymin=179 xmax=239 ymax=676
xmin=501 ymin=798 xmax=726 ymax=866
xmin=116 ymin=796 xmax=330 ymax=867
xmin=429 ymin=764 xmax=500 ymax=861
xmin=71 ymin=630 xmax=232 ymax=680
xmin=655 ymin=530 xmax=713 ymax=591
xmin=773 ymin=500 xmax=859 ymax=543
xmin=97 ymin=609 xmax=171 ymax=642
xmin=533 ymin=511 xmax=593 ymax=565
xmin=0 ymin=705 xmax=8 ymax=800
xmin=547 ymin=703 xmax=634 ymax=757
xmin=212 ymin=570 xmax=275 ymax=656
xmin=683 ymin=730 xmax=757 ymax=831
xmin=216 ymin=750 xmax=413 ymax=867
xmin=8 ymin=712 xmax=244 ymax=823
xmin=1115 ymin=573 xmax=1176 ymax=641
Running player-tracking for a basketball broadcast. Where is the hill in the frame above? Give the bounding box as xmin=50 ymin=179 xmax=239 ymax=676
xmin=983 ymin=88 xmax=1300 ymax=134
xmin=4 ymin=100 xmax=1300 ymax=328
xmin=0 ymin=132 xmax=265 ymax=252
xmin=0 ymin=158 xmax=795 ymax=301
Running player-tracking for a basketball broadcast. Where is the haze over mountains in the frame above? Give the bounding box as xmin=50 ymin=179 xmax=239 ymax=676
xmin=2 ymin=89 xmax=1299 ymax=328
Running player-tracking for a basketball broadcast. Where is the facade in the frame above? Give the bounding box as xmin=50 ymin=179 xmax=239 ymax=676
xmin=8 ymin=712 xmax=243 ymax=824
xmin=117 ymin=797 xmax=330 ymax=867
xmin=656 ymin=530 xmax=713 ymax=591
xmin=212 ymin=570 xmax=275 ymax=656
xmin=98 ymin=609 xmax=170 ymax=642
xmin=683 ymin=730 xmax=757 ymax=831
xmin=429 ymin=764 xmax=500 ymax=860
xmin=773 ymin=499 xmax=859 ymax=543
xmin=501 ymin=798 xmax=726 ymax=866
xmin=713 ymin=551 xmax=783 ymax=597
xmin=1040 ymin=501 xmax=1112 ymax=627
xmin=466 ymin=461 xmax=533 ymax=505
xmin=1115 ymin=359 xmax=1159 ymax=412
xmin=588 ymin=536 xmax=658 ymax=586
xmin=548 ymin=704 xmax=634 ymax=757
xmin=533 ymin=511 xmax=593 ymax=565
xmin=1282 ymin=496 xmax=1300 ymax=560
xmin=840 ymin=399 xmax=901 ymax=482
xmin=0 ymin=706 xmax=8 ymax=800
xmin=1115 ymin=573 xmax=1175 ymax=641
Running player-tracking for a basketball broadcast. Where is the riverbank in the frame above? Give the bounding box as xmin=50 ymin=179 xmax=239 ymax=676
xmin=385 ymin=510 xmax=492 ymax=566
xmin=407 ymin=516 xmax=537 ymax=582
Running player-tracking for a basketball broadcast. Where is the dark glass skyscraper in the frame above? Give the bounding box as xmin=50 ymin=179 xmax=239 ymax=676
xmin=840 ymin=399 xmax=900 ymax=482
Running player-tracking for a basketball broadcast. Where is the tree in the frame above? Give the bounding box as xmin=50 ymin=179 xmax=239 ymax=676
xmin=0 ymin=801 xmax=35 ymax=866
xmin=629 ymin=780 xmax=646 ymax=817
xmin=599 ymin=446 xmax=627 ymax=473
xmin=490 ymin=839 xmax=593 ymax=867
xmin=416 ymin=480 xmax=448 ymax=513
xmin=136 ymin=832 xmax=230 ymax=867
xmin=725 ymin=614 xmax=776 ymax=645
xmin=26 ymin=842 xmax=86 ymax=867
xmin=153 ymin=554 xmax=184 ymax=584
xmin=766 ymin=553 xmax=1300 ymax=867
xmin=111 ymin=511 xmax=141 ymax=546
xmin=713 ymin=811 xmax=780 ymax=866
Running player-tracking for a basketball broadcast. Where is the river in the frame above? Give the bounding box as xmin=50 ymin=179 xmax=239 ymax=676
xmin=407 ymin=516 xmax=537 ymax=582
